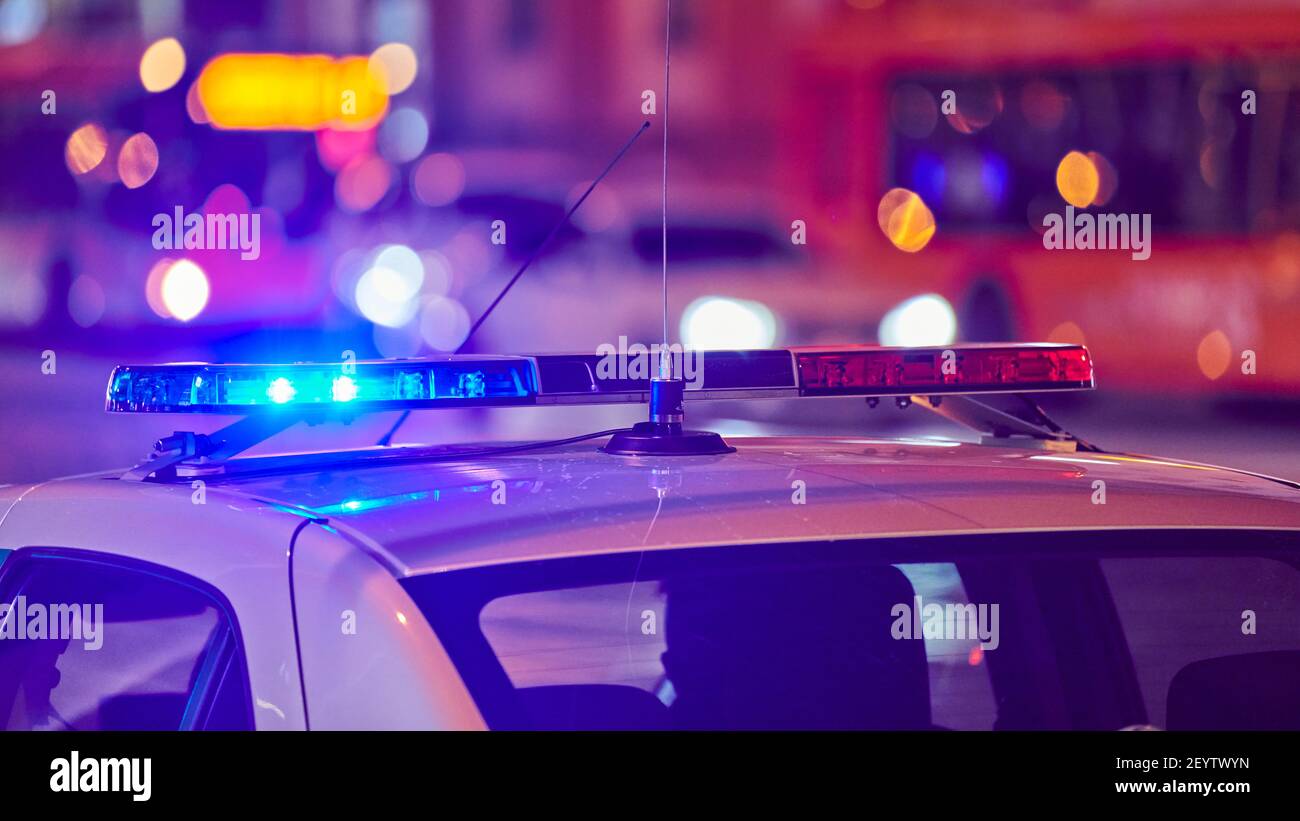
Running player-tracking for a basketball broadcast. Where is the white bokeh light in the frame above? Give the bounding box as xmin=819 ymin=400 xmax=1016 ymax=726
xmin=160 ymin=259 xmax=209 ymax=322
xmin=681 ymin=296 xmax=778 ymax=350
xmin=878 ymin=294 xmax=957 ymax=347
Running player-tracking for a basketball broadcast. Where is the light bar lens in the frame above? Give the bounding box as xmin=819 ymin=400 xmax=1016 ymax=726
xmin=107 ymin=358 xmax=535 ymax=413
xmin=105 ymin=345 xmax=1093 ymax=413
xmin=795 ymin=345 xmax=1093 ymax=395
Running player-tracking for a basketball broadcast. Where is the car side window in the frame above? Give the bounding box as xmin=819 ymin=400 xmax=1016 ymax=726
xmin=473 ymin=562 xmax=999 ymax=730
xmin=1101 ymin=556 xmax=1300 ymax=729
xmin=0 ymin=550 xmax=253 ymax=730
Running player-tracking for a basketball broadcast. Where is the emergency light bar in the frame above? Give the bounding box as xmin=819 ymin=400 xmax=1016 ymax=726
xmin=105 ymin=344 xmax=1093 ymax=414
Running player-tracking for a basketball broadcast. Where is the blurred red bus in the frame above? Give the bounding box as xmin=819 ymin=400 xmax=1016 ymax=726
xmin=787 ymin=1 xmax=1300 ymax=395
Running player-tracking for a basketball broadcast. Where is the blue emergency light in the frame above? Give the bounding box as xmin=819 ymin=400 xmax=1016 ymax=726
xmin=106 ymin=357 xmax=537 ymax=413
xmin=105 ymin=344 xmax=1094 ymax=414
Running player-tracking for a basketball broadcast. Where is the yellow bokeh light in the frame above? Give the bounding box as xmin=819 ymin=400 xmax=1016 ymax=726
xmin=368 ymin=43 xmax=418 ymax=95
xmin=1196 ymin=330 xmax=1232 ymax=380
xmin=197 ymin=53 xmax=389 ymax=131
xmin=140 ymin=37 xmax=186 ymax=93
xmin=65 ymin=123 xmax=108 ymax=175
xmin=1056 ymin=150 xmax=1099 ymax=208
xmin=118 ymin=132 xmax=159 ymax=189
xmin=876 ymin=188 xmax=936 ymax=253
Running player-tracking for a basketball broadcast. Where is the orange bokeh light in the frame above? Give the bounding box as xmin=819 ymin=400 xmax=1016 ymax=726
xmin=877 ymin=188 xmax=936 ymax=253
xmin=197 ymin=53 xmax=389 ymax=131
xmin=1196 ymin=330 xmax=1232 ymax=380
xmin=1056 ymin=150 xmax=1099 ymax=208
xmin=65 ymin=123 xmax=108 ymax=175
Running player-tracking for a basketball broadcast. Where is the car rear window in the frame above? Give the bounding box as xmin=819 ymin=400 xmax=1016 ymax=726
xmin=403 ymin=530 xmax=1300 ymax=730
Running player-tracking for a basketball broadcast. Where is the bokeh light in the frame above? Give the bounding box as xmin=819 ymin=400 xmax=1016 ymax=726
xmin=185 ymin=81 xmax=210 ymax=124
xmin=368 ymin=42 xmax=418 ymax=95
xmin=1020 ymin=80 xmax=1069 ymax=132
xmin=118 ymin=132 xmax=159 ymax=189
xmin=67 ymin=275 xmax=105 ymax=328
xmin=0 ymin=0 xmax=46 ymax=46
xmin=0 ymin=271 xmax=45 ymax=326
xmin=139 ymin=37 xmax=186 ymax=92
xmin=412 ymin=152 xmax=466 ymax=207
xmin=878 ymin=294 xmax=956 ymax=347
xmin=681 ymin=296 xmax=777 ymax=350
xmin=160 ymin=259 xmax=210 ymax=322
xmin=421 ymin=250 xmax=455 ymax=296
xmin=145 ymin=258 xmax=174 ymax=318
xmin=877 ymin=187 xmax=936 ymax=252
xmin=197 ymin=53 xmax=388 ymax=131
xmin=891 ymin=83 xmax=939 ymax=139
xmin=378 ymin=107 xmax=429 ymax=164
xmin=1087 ymin=151 xmax=1118 ymax=206
xmin=444 ymin=226 xmax=495 ymax=280
xmin=335 ymin=155 xmax=393 ymax=212
xmin=1266 ymin=233 xmax=1300 ymax=300
xmin=317 ymin=127 xmax=377 ymax=173
xmin=65 ymin=123 xmax=108 ymax=176
xmin=373 ymin=244 xmax=425 ymax=292
xmin=1055 ymin=150 xmax=1099 ymax=208
xmin=419 ymin=296 xmax=471 ymax=351
xmin=566 ymin=181 xmax=624 ymax=233
xmin=355 ymin=248 xmax=423 ymax=328
xmin=944 ymin=81 xmax=1003 ymax=135
xmin=1047 ymin=321 xmax=1086 ymax=345
xmin=204 ymin=182 xmax=251 ymax=215
xmin=1196 ymin=330 xmax=1232 ymax=380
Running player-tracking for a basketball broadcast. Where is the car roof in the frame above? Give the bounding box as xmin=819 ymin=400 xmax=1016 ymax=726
xmin=165 ymin=436 xmax=1300 ymax=577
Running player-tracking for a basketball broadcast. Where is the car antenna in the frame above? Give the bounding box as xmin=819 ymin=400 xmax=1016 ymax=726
xmin=603 ymin=0 xmax=734 ymax=456
xmin=376 ymin=119 xmax=651 ymax=446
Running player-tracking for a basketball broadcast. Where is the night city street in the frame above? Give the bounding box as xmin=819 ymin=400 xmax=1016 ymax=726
xmin=1 ymin=0 xmax=1298 ymax=806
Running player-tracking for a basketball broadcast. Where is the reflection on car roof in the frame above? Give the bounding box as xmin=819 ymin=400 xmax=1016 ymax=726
xmin=206 ymin=437 xmax=1300 ymax=575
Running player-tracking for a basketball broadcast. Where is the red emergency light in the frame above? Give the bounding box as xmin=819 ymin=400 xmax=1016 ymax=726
xmin=794 ymin=344 xmax=1093 ymax=396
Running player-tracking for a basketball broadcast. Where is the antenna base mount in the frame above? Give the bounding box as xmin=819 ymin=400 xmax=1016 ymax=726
xmin=602 ymin=377 xmax=734 ymax=456
xmin=602 ymin=422 xmax=734 ymax=456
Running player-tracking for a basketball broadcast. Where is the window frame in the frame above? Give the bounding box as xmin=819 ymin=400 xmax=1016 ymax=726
xmin=0 ymin=546 xmax=255 ymax=731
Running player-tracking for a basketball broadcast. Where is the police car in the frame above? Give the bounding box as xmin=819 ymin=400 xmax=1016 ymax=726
xmin=2 ymin=343 xmax=1299 ymax=731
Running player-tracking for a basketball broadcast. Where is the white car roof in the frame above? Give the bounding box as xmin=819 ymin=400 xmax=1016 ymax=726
xmin=98 ymin=436 xmax=1300 ymax=577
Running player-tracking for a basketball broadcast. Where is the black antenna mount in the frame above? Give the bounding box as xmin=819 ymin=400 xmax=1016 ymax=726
xmin=602 ymin=377 xmax=734 ymax=456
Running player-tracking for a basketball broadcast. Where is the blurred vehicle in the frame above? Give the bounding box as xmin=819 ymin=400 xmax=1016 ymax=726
xmin=3 ymin=343 xmax=1300 ymax=730
xmin=476 ymin=177 xmax=883 ymax=353
xmin=788 ymin=2 xmax=1300 ymax=395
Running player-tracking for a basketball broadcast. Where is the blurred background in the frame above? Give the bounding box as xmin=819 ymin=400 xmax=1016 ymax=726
xmin=0 ymin=0 xmax=1298 ymax=483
